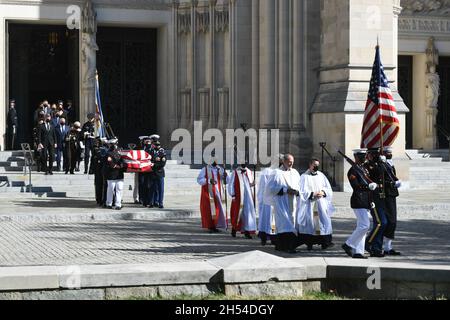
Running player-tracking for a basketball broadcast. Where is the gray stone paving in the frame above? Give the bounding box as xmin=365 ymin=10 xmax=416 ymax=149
xmin=0 ymin=215 xmax=448 ymax=267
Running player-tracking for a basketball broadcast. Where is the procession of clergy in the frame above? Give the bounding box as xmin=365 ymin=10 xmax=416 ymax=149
xmin=197 ymin=147 xmax=401 ymax=259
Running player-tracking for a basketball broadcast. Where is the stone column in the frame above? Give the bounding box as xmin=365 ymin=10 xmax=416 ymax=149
xmin=251 ymin=0 xmax=260 ymax=128
xmin=79 ymin=0 xmax=98 ymax=124
xmin=392 ymin=0 xmax=402 ymax=87
xmin=227 ymin=0 xmax=237 ymax=129
xmin=190 ymin=0 xmax=198 ymax=122
xmin=199 ymin=87 xmax=210 ymax=127
xmin=278 ymin=0 xmax=289 ymax=130
xmin=180 ymin=88 xmax=192 ymax=129
xmin=425 ymin=37 xmax=440 ymax=150
xmin=0 ymin=21 xmax=6 ymax=150
xmin=172 ymin=1 xmax=180 ymax=127
xmin=312 ymin=0 xmax=409 ymax=191
xmin=217 ymin=87 xmax=229 ymax=130
xmin=259 ymin=0 xmax=275 ymax=129
xmin=209 ymin=0 xmax=217 ymax=129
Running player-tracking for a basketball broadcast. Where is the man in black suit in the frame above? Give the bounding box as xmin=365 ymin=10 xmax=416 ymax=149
xmin=55 ymin=117 xmax=70 ymax=172
xmin=7 ymin=99 xmax=18 ymax=150
xmin=37 ymin=113 xmax=57 ymax=175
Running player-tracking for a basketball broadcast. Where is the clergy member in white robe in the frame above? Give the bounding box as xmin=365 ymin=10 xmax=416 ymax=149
xmin=297 ymin=159 xmax=335 ymax=250
xmin=265 ymin=154 xmax=301 ymax=254
xmin=257 ymin=167 xmax=276 ymax=246
xmin=228 ymin=165 xmax=257 ymax=239
xmin=197 ymin=160 xmax=230 ymax=233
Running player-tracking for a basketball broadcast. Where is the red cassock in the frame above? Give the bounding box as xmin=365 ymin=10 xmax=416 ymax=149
xmin=120 ymin=150 xmax=154 ymax=173
xmin=200 ymin=168 xmax=225 ymax=229
xmin=230 ymin=171 xmax=244 ymax=232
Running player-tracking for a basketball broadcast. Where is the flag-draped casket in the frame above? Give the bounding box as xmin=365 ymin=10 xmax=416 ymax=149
xmin=120 ymin=150 xmax=153 ymax=173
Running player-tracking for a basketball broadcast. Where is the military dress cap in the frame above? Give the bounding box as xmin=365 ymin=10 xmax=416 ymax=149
xmin=149 ymin=134 xmax=160 ymax=141
xmin=139 ymin=136 xmax=150 ymax=141
xmin=107 ymin=138 xmax=119 ymax=145
xmin=87 ymin=113 xmax=95 ymax=120
xmin=9 ymin=99 xmax=16 ymax=103
xmin=367 ymin=147 xmax=380 ymax=153
xmin=383 ymin=146 xmax=393 ymax=153
xmin=58 ymin=100 xmax=64 ymax=105
xmin=353 ymin=148 xmax=368 ymax=155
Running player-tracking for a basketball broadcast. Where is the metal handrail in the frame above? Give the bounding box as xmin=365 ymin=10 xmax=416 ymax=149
xmin=435 ymin=125 xmax=450 ymax=161
xmin=21 ymin=143 xmax=34 ymax=193
xmin=319 ymin=142 xmax=337 ymax=187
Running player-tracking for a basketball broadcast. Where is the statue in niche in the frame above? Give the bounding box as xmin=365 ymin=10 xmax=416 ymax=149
xmin=81 ymin=0 xmax=98 ymax=89
xmin=425 ymin=37 xmax=440 ymax=108
xmin=82 ymin=32 xmax=99 ymax=89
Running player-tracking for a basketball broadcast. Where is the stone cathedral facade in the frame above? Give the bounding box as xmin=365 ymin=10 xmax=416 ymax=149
xmin=1 ymin=0 xmax=449 ymax=189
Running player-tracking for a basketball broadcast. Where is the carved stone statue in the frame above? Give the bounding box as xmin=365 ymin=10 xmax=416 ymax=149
xmin=426 ymin=37 xmax=439 ymax=74
xmin=425 ymin=37 xmax=440 ymax=108
xmin=426 ymin=72 xmax=440 ymax=108
xmin=81 ymin=33 xmax=98 ymax=89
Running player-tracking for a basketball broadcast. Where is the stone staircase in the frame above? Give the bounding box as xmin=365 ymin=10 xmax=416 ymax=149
xmin=406 ymin=149 xmax=450 ymax=190
xmin=0 ymin=151 xmax=200 ymax=201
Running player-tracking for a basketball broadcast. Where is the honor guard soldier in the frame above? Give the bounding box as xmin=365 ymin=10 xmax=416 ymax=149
xmin=133 ymin=136 xmax=149 ymax=205
xmin=342 ymin=149 xmax=378 ymax=259
xmin=105 ymin=138 xmax=125 ymax=210
xmin=381 ymin=146 xmax=402 ymax=256
xmin=364 ymin=148 xmax=388 ymax=257
xmin=91 ymin=138 xmax=109 ymax=207
xmin=148 ymin=135 xmax=167 ymax=208
xmin=82 ymin=113 xmax=96 ymax=174
xmin=141 ymin=136 xmax=154 ymax=208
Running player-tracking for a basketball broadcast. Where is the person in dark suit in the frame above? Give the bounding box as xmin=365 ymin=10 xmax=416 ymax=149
xmin=55 ymin=117 xmax=70 ymax=172
xmin=7 ymin=99 xmax=18 ymax=150
xmin=37 ymin=113 xmax=57 ymax=175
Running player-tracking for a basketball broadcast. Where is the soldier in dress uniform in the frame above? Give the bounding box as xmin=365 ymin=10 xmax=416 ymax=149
xmin=140 ymin=136 xmax=154 ymax=207
xmin=91 ymin=138 xmax=109 ymax=207
xmin=364 ymin=148 xmax=388 ymax=258
xmin=82 ymin=113 xmax=96 ymax=174
xmin=133 ymin=136 xmax=148 ymax=205
xmin=149 ymin=139 xmax=167 ymax=209
xmin=342 ymin=149 xmax=379 ymax=259
xmin=381 ymin=146 xmax=402 ymax=256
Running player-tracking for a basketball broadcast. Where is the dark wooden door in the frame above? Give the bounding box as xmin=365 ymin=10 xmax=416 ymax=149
xmin=437 ymin=57 xmax=450 ymax=149
xmin=96 ymin=27 xmax=157 ymax=147
xmin=398 ymin=55 xmax=413 ymax=149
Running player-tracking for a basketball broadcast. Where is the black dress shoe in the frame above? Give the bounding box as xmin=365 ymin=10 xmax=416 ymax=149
xmin=342 ymin=243 xmax=353 ymax=257
xmin=106 ymin=206 xmax=113 ymax=209
xmin=49 ymin=172 xmax=53 ymax=175
xmin=385 ymin=249 xmax=401 ymax=256
xmin=159 ymin=205 xmax=164 ymax=209
xmin=231 ymin=230 xmax=237 ymax=238
xmin=259 ymin=233 xmax=267 ymax=246
xmin=370 ymin=251 xmax=385 ymax=258
xmin=352 ymin=254 xmax=368 ymax=259
xmin=307 ymin=244 xmax=313 ymax=251
xmin=287 ymin=249 xmax=298 ymax=255
xmin=134 ymin=200 xmax=141 ymax=205
xmin=244 ymin=232 xmax=252 ymax=240
xmin=44 ymin=172 xmax=48 ymax=175
xmin=322 ymin=242 xmax=335 ymax=250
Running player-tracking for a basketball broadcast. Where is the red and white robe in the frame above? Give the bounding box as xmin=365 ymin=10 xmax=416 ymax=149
xmin=228 ymin=168 xmax=257 ymax=234
xmin=197 ymin=165 xmax=229 ymax=230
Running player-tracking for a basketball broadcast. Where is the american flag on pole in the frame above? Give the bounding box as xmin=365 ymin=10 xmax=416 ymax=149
xmin=95 ymin=71 xmax=106 ymax=139
xmin=361 ymin=45 xmax=400 ymax=149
